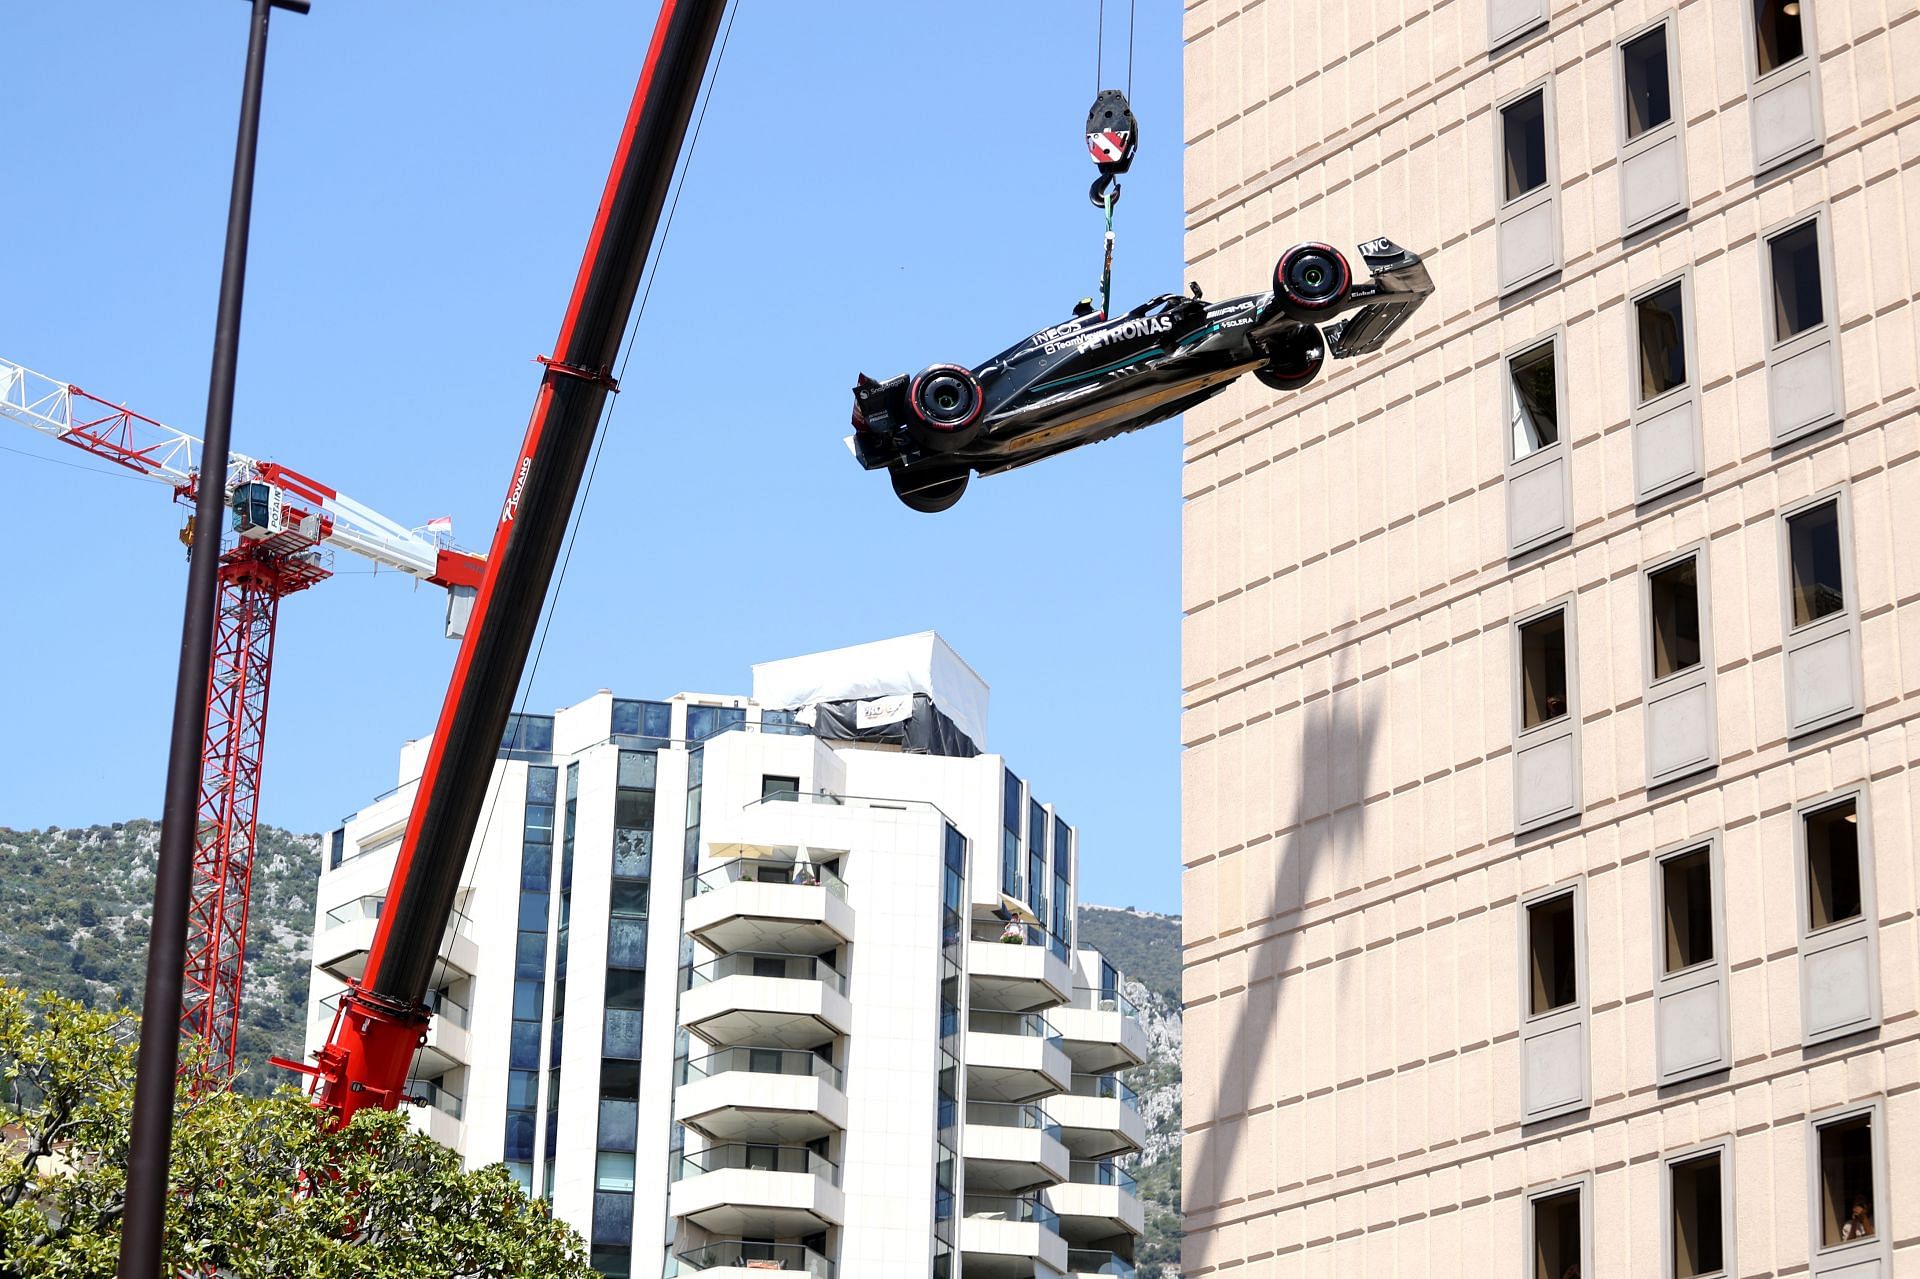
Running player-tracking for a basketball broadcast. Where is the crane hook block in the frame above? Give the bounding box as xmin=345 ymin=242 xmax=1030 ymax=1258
xmin=1085 ymin=89 xmax=1139 ymax=178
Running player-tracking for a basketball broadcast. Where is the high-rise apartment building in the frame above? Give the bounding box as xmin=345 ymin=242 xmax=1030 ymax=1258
xmin=306 ymin=634 xmax=1148 ymax=1279
xmin=1180 ymin=1 xmax=1917 ymax=1275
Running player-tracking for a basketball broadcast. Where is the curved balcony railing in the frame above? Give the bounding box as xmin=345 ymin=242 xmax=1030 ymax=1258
xmin=322 ymin=894 xmax=475 ymax=940
xmin=1067 ymin=1249 xmax=1137 ymax=1277
xmin=319 ymin=987 xmax=471 ymax=1031
xmin=962 ymin=1194 xmax=1060 ymax=1233
xmin=675 ymin=1141 xmax=840 ymax=1185
xmin=1069 ymin=1073 xmax=1140 ymax=1108
xmin=1068 ymin=1159 xmax=1138 ymax=1195
xmin=1071 ymin=984 xmax=1140 ymax=1018
xmin=972 ymin=917 xmax=1044 ymax=946
xmin=692 ymin=856 xmax=848 ymax=901
xmin=686 ymin=952 xmax=847 ymax=995
xmin=668 ymin=1240 xmax=835 ymax=1277
xmin=965 ymin=1100 xmax=1062 ymax=1143
xmin=679 ymin=1046 xmax=844 ymax=1091
xmin=969 ymin=1009 xmax=1061 ymax=1042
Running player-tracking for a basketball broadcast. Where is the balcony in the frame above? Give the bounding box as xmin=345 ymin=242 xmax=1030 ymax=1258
xmin=966 ymin=1010 xmax=1071 ymax=1103
xmin=400 ymin=1077 xmax=464 ymax=1148
xmin=969 ymin=920 xmax=1072 ymax=1012
xmin=1049 ymin=987 xmax=1147 ymax=1074
xmin=1050 ymin=1075 xmax=1145 ymax=1160
xmin=682 ymin=953 xmax=851 ymax=1050
xmin=670 ymin=1143 xmax=845 ymax=1235
xmin=685 ymin=855 xmax=853 ymax=955
xmin=960 ymin=1194 xmax=1069 ymax=1279
xmin=677 ymin=1046 xmax=847 ymax=1143
xmin=1066 ymin=1249 xmax=1137 ymax=1278
xmin=314 ymin=896 xmax=478 ymax=986
xmin=962 ymin=1101 xmax=1069 ymax=1192
xmin=667 ymin=1240 xmax=835 ymax=1278
xmin=1048 ymin=1162 xmax=1144 ymax=1241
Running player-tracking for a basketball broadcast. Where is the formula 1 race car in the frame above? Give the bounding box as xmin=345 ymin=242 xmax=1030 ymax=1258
xmin=848 ymin=238 xmax=1433 ymax=512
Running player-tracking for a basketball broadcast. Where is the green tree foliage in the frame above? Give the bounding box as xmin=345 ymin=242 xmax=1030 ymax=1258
xmin=0 ymin=984 xmax=590 ymax=1279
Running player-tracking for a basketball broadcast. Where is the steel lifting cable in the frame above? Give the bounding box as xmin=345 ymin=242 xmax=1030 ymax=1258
xmin=410 ymin=2 xmax=744 ymax=1071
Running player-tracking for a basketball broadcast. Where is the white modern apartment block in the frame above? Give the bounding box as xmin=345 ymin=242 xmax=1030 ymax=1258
xmin=306 ymin=633 xmax=1149 ymax=1279
xmin=1180 ymin=0 xmax=1920 ymax=1275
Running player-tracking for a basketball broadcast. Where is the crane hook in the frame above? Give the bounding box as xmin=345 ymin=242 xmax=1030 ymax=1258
xmin=1085 ymin=88 xmax=1138 ymax=209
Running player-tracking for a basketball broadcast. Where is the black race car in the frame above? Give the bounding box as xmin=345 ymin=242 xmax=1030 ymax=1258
xmin=848 ymin=238 xmax=1434 ymax=512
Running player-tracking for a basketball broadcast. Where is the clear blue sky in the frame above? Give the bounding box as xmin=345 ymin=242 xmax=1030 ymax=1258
xmin=0 ymin=2 xmax=1186 ymax=913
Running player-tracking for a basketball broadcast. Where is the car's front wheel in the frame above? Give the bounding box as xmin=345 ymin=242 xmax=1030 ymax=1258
xmin=1254 ymin=325 xmax=1326 ymax=392
xmin=908 ymin=363 xmax=984 ymax=452
xmin=890 ymin=465 xmax=969 ymax=514
xmin=1272 ymin=242 xmax=1351 ymax=321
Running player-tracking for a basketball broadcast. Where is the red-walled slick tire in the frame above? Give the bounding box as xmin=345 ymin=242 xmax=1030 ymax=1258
xmin=908 ymin=363 xmax=985 ymax=452
xmin=1272 ymin=242 xmax=1351 ymax=321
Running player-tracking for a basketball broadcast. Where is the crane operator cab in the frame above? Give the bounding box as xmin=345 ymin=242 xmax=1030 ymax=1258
xmin=231 ymin=481 xmax=285 ymax=540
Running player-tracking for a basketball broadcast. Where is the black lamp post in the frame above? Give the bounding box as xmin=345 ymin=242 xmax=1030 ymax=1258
xmin=117 ymin=1 xmax=307 ymax=1275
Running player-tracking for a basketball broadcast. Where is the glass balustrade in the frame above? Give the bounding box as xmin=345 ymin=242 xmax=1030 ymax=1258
xmin=691 ymin=856 xmax=848 ymax=901
xmin=968 ymin=1009 xmax=1061 ymax=1042
xmin=1068 ymin=1073 xmax=1139 ymax=1108
xmin=402 ymin=1078 xmax=464 ymax=1120
xmin=686 ymin=952 xmax=848 ymax=995
xmin=668 ymin=1241 xmax=834 ymax=1277
xmin=1066 ymin=1249 xmax=1137 ymax=1277
xmin=1071 ymin=984 xmax=1139 ymax=1018
xmin=1068 ymin=1159 xmax=1138 ymax=1195
xmin=679 ymin=1046 xmax=844 ymax=1090
xmin=964 ymin=1100 xmax=1062 ymax=1142
xmin=961 ymin=1194 xmax=1061 ymax=1233
xmin=674 ymin=1142 xmax=840 ymax=1185
xmin=324 ymin=895 xmax=383 ymax=927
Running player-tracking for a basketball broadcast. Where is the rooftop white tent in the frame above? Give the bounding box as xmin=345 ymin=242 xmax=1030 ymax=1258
xmin=751 ymin=631 xmax=990 ymax=754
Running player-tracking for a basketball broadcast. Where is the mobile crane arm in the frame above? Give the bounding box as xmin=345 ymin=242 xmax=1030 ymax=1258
xmin=306 ymin=0 xmax=730 ymax=1126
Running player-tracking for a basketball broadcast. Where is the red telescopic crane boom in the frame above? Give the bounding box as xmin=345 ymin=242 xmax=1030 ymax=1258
xmin=302 ymin=0 xmax=729 ymax=1126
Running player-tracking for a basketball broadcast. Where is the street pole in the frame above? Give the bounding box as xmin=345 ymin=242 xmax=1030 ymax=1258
xmin=117 ymin=1 xmax=307 ymax=1275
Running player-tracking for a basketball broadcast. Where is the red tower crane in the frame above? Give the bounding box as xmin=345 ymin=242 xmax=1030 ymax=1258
xmin=0 ymin=355 xmax=485 ymax=1077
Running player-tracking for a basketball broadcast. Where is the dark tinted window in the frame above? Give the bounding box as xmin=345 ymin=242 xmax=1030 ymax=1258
xmin=1637 ymin=281 xmax=1688 ymax=400
xmin=1649 ymin=558 xmax=1702 ymax=679
xmin=1622 ymin=26 xmax=1673 ymax=138
xmin=1754 ymin=0 xmax=1805 ymax=74
xmin=1510 ymin=340 xmax=1559 ymax=459
xmin=1520 ymin=611 xmax=1569 ymax=729
xmin=1787 ymin=501 xmax=1845 ymax=626
xmin=1805 ymin=800 xmax=1862 ymax=931
xmin=1528 ymin=893 xmax=1578 ymax=1015
xmin=1770 ymin=220 xmax=1825 ymax=339
xmin=1503 ymin=91 xmax=1550 ymax=200
xmin=1661 ymin=847 xmax=1715 ymax=973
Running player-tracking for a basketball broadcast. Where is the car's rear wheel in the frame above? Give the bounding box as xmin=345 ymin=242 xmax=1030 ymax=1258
xmin=908 ymin=363 xmax=984 ymax=452
xmin=1254 ymin=325 xmax=1326 ymax=392
xmin=1272 ymin=243 xmax=1351 ymax=321
xmin=890 ymin=465 xmax=969 ymax=514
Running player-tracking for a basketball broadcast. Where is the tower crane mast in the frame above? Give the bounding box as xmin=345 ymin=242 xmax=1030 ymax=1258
xmin=0 ymin=355 xmax=484 ymax=1077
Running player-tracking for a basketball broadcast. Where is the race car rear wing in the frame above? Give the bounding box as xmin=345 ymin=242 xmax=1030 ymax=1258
xmin=1323 ymin=238 xmax=1434 ymax=360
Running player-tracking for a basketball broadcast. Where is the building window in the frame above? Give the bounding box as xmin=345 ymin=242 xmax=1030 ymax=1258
xmin=1497 ymin=82 xmax=1561 ymax=293
xmin=1636 ymin=281 xmax=1689 ymax=401
xmin=1780 ymin=492 xmax=1860 ymax=735
xmin=1669 ymin=1150 xmax=1726 ymax=1278
xmin=1787 ymin=500 xmax=1845 ymax=627
xmin=1770 ymin=219 xmax=1825 ymax=339
xmin=1519 ymin=611 xmax=1568 ymax=730
xmin=1519 ymin=884 xmax=1589 ymax=1120
xmin=1796 ymin=793 xmax=1879 ymax=1043
xmin=1505 ymin=335 xmax=1571 ymax=556
xmin=1509 ymin=340 xmax=1559 ymax=459
xmin=1527 ymin=892 xmax=1578 ymax=1015
xmin=1804 ymin=798 xmax=1861 ymax=931
xmin=1528 ymin=1184 xmax=1584 ymax=1279
xmin=761 ymin=774 xmax=799 ymax=800
xmin=1503 ymin=91 xmax=1549 ymax=201
xmin=1816 ymin=1112 xmax=1877 ymax=1248
xmin=1648 ymin=558 xmax=1701 ymax=679
xmin=1622 ymin=25 xmax=1673 ymax=139
xmin=1661 ymin=846 xmax=1714 ymax=973
xmin=1754 ymin=0 xmax=1805 ymax=73
xmin=1002 ymin=770 xmax=1023 ymax=898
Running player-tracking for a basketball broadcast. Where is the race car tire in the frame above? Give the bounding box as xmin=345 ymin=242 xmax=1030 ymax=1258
xmin=1272 ymin=242 xmax=1351 ymax=321
xmin=908 ymin=363 xmax=985 ymax=453
xmin=890 ymin=465 xmax=969 ymax=514
xmin=1254 ymin=325 xmax=1326 ymax=392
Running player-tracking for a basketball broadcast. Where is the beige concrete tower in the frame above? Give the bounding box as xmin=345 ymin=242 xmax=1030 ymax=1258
xmin=1179 ymin=0 xmax=1920 ymax=1275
